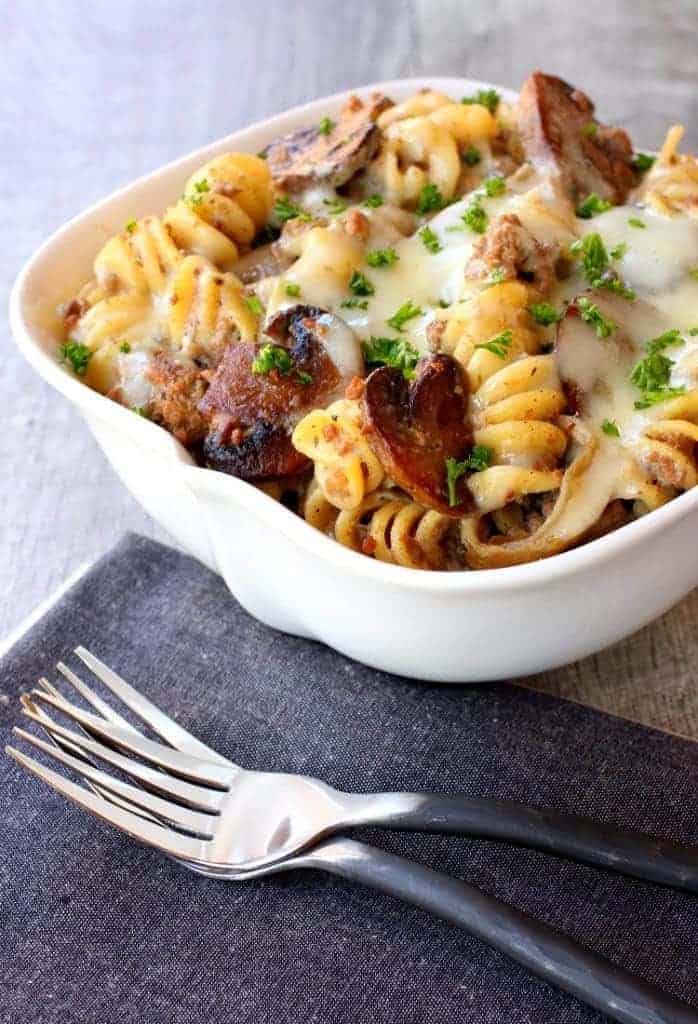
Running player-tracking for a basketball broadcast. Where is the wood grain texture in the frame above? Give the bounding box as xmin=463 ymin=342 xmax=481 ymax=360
xmin=2 ymin=0 xmax=696 ymax=734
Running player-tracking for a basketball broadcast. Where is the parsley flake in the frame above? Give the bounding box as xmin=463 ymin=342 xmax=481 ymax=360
xmin=581 ymin=122 xmax=598 ymax=137
xmin=340 ymin=298 xmax=369 ymax=310
xmin=474 ymin=328 xmax=513 ymax=359
xmin=483 ymin=175 xmax=506 ymax=197
xmin=632 ymin=153 xmax=656 ymax=173
xmin=529 ymin=302 xmax=562 ymax=326
xmin=689 ymin=327 xmax=698 ymax=336
xmin=419 ymin=226 xmax=442 ymax=254
xmin=362 ymin=336 xmax=420 ymax=379
xmin=689 ymin=267 xmax=698 ymax=280
xmin=245 ymin=295 xmax=263 ymax=317
xmin=363 ymin=194 xmax=384 ymax=208
xmin=576 ymin=193 xmax=613 ymax=218
xmin=349 ymin=269 xmax=374 ymax=296
xmin=284 ymin=282 xmax=301 ymax=297
xmin=416 ymin=183 xmax=446 ymax=215
xmin=462 ymin=145 xmax=481 ymax=166
xmin=572 ymin=232 xmax=635 ymax=300
xmin=252 ymin=344 xmax=313 ymax=385
xmin=630 ymin=330 xmax=687 ymax=408
xmin=318 ymin=116 xmax=335 ymax=135
xmin=461 ymin=89 xmax=500 ymax=114
xmin=366 ymin=247 xmax=399 ymax=268
xmin=132 ymin=406 xmax=148 ymax=418
xmin=609 ymin=242 xmax=627 ymax=260
xmin=119 ymin=342 xmax=131 ymax=353
xmin=125 ymin=219 xmax=137 ymax=234
xmin=273 ymin=197 xmax=312 ymax=223
xmin=322 ymin=197 xmax=347 ymax=215
xmin=602 ymin=419 xmax=620 ymax=437
xmin=387 ymin=300 xmax=423 ymax=332
xmin=576 ymin=297 xmax=616 ymax=338
xmin=445 ymin=447 xmax=492 ymax=506
xmin=58 ymin=340 xmax=92 ymax=376
xmin=461 ymin=196 xmax=488 ymax=234
xmin=628 ymin=217 xmax=646 ymax=229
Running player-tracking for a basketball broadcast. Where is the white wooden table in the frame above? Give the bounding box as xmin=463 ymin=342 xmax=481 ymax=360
xmin=3 ymin=0 xmax=696 ymax=734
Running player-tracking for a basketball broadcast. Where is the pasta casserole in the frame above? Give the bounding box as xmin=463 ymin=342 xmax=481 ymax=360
xmin=57 ymin=72 xmax=698 ymax=571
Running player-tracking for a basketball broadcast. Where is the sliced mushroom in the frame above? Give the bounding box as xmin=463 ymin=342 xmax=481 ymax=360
xmin=262 ymin=93 xmax=392 ymax=192
xmin=518 ymin=72 xmax=636 ymax=204
xmin=362 ymin=354 xmax=473 ymax=515
xmin=199 ymin=305 xmax=363 ymax=481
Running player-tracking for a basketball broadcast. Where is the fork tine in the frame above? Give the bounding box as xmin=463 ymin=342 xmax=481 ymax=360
xmin=5 ymin=745 xmax=209 ymax=863
xmin=74 ymin=647 xmax=232 ymax=765
xmin=12 ymin=727 xmax=216 ymax=837
xmin=55 ymin=664 xmax=137 ymax=733
xmin=31 ymin=689 xmax=232 ymax=788
xmin=21 ymin=704 xmax=222 ymax=812
xmin=22 ymin=694 xmax=167 ymax=825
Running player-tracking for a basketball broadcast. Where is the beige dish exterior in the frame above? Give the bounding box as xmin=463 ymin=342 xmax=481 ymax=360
xmin=9 ymin=78 xmax=698 ymax=682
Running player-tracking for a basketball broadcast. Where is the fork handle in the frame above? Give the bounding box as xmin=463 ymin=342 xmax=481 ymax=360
xmin=298 ymin=837 xmax=698 ymax=1024
xmin=358 ymin=794 xmax=698 ymax=893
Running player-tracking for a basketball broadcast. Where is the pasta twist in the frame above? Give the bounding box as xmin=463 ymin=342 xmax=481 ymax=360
xmin=304 ymin=484 xmax=453 ymax=570
xmin=292 ymin=399 xmax=384 ymax=510
xmin=370 ymin=90 xmax=499 ymax=207
xmin=164 ymin=153 xmax=273 ymax=270
xmin=635 ymin=392 xmax=698 ymax=493
xmin=93 ymin=216 xmax=183 ymax=296
xmin=167 ymin=254 xmax=258 ymax=356
xmin=634 ymin=126 xmax=698 ymax=217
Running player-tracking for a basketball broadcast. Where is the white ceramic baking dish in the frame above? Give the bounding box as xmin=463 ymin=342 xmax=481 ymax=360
xmin=10 ymin=78 xmax=698 ymax=682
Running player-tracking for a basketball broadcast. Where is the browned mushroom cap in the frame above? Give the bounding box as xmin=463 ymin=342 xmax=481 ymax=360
xmin=362 ymin=354 xmax=473 ymax=515
xmin=518 ymin=72 xmax=636 ymax=204
xmin=199 ymin=306 xmax=363 ymax=481
xmin=262 ymin=93 xmax=392 ymax=192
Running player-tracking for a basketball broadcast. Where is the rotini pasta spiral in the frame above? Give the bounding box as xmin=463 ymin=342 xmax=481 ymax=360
xmin=304 ymin=484 xmax=453 ymax=570
xmin=635 ymin=392 xmax=698 ymax=492
xmin=634 ymin=126 xmax=698 ymax=217
xmin=292 ymin=399 xmax=384 ymax=510
xmin=167 ymin=254 xmax=258 ymax=356
xmin=164 ymin=153 xmax=273 ymax=270
xmin=93 ymin=216 xmax=183 ymax=296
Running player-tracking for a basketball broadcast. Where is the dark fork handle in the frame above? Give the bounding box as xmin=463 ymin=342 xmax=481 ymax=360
xmin=366 ymin=795 xmax=698 ymax=893
xmin=301 ymin=837 xmax=698 ymax=1024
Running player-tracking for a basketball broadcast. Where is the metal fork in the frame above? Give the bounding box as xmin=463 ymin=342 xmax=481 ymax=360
xmin=6 ymin=653 xmax=698 ymax=1024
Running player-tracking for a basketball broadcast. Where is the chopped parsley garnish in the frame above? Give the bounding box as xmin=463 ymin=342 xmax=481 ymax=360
xmin=602 ymin=419 xmax=620 ymax=437
xmin=284 ymin=282 xmax=301 ymax=297
xmin=581 ymin=122 xmax=598 ymax=137
xmin=125 ymin=219 xmax=137 ymax=234
xmin=576 ymin=193 xmax=613 ymax=218
xmin=483 ymin=175 xmax=506 ymax=197
xmin=461 ymin=88 xmax=500 ymax=114
xmin=576 ymin=297 xmax=616 ymax=338
xmin=445 ymin=446 xmax=492 ymax=505
xmin=363 ymin=194 xmax=384 ymax=208
xmin=119 ymin=341 xmax=131 ymax=353
xmin=689 ymin=267 xmax=698 ymax=280
xmin=689 ymin=327 xmax=698 ymax=336
xmin=318 ymin=116 xmax=335 ymax=135
xmin=349 ymin=269 xmax=374 ymax=296
xmin=340 ymin=297 xmax=369 ymax=310
xmin=58 ymin=340 xmax=92 ymax=376
xmin=474 ymin=328 xmax=513 ymax=359
xmin=362 ymin=336 xmax=420 ymax=379
xmin=415 ymin=183 xmax=446 ymax=215
xmin=252 ymin=344 xmax=312 ymax=385
xmin=245 ymin=295 xmax=263 ymax=316
xmin=572 ymin=232 xmax=635 ymax=300
xmin=366 ymin=247 xmax=399 ymax=267
xmin=630 ymin=330 xmax=686 ymax=408
xmin=461 ymin=196 xmax=488 ymax=234
xmin=322 ymin=197 xmax=347 ymax=215
xmin=273 ymin=196 xmax=312 ymax=223
xmin=387 ymin=300 xmax=423 ymax=332
xmin=632 ymin=152 xmax=656 ymax=173
xmin=462 ymin=145 xmax=481 ymax=166
xmin=257 ymin=150 xmax=267 ymax=159
xmin=132 ymin=406 xmax=148 ymax=418
xmin=529 ymin=302 xmax=562 ymax=326
xmin=486 ymin=266 xmax=506 ymax=287
xmin=187 ymin=179 xmax=210 ymax=206
xmin=609 ymin=242 xmax=627 ymax=260
xmin=628 ymin=217 xmax=646 ymax=229
xmin=419 ymin=226 xmax=442 ymax=254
